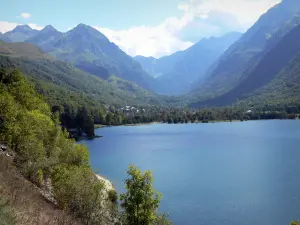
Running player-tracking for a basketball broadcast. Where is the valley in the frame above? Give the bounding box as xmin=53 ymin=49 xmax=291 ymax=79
xmin=1 ymin=0 xmax=300 ymax=224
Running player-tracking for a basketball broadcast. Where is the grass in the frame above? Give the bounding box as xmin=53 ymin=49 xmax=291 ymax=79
xmin=0 ymin=154 xmax=83 ymax=225
xmin=0 ymin=197 xmax=17 ymax=225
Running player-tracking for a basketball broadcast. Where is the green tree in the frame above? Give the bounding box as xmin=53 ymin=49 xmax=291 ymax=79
xmin=106 ymin=112 xmax=114 ymax=125
xmin=120 ymin=165 xmax=163 ymax=225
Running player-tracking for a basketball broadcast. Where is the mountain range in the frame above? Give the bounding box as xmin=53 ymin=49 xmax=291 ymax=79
xmin=135 ymin=32 xmax=242 ymax=95
xmin=2 ymin=25 xmax=39 ymax=42
xmin=0 ymin=23 xmax=242 ymax=96
xmin=190 ymin=20 xmax=300 ymax=107
xmin=0 ymin=40 xmax=168 ymax=107
xmin=190 ymin=0 xmax=300 ymax=106
xmin=2 ymin=0 xmax=300 ymax=109
xmin=1 ymin=24 xmax=156 ymax=91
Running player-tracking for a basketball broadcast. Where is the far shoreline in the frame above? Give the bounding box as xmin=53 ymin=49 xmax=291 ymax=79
xmin=94 ymin=118 xmax=300 ymax=130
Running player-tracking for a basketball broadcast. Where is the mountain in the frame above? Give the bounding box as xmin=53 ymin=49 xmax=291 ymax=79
xmin=25 ymin=25 xmax=62 ymax=52
xmin=0 ymin=32 xmax=11 ymax=42
xmin=25 ymin=24 xmax=156 ymax=91
xmin=3 ymin=25 xmax=39 ymax=42
xmin=158 ymin=32 xmax=242 ymax=95
xmin=135 ymin=32 xmax=242 ymax=95
xmin=0 ymin=41 xmax=166 ymax=107
xmin=191 ymin=0 xmax=300 ymax=99
xmin=248 ymin=52 xmax=300 ymax=105
xmin=133 ymin=56 xmax=159 ymax=78
xmin=0 ymin=40 xmax=51 ymax=59
xmin=134 ymin=51 xmax=186 ymax=78
xmin=190 ymin=21 xmax=300 ymax=107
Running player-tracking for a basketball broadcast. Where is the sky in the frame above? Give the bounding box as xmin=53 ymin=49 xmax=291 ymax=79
xmin=1 ymin=0 xmax=281 ymax=57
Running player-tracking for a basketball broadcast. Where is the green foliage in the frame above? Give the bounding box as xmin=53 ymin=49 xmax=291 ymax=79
xmin=36 ymin=169 xmax=44 ymax=187
xmin=120 ymin=165 xmax=169 ymax=225
xmin=0 ymin=198 xmax=17 ymax=225
xmin=0 ymin=41 xmax=166 ymax=108
xmin=154 ymin=214 xmax=172 ymax=225
xmin=108 ymin=189 xmax=118 ymax=204
xmin=0 ymin=69 xmax=108 ymax=224
xmin=291 ymin=221 xmax=299 ymax=225
xmin=52 ymin=165 xmax=105 ymax=224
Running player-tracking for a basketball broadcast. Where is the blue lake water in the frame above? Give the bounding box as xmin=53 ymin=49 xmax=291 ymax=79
xmin=80 ymin=120 xmax=300 ymax=225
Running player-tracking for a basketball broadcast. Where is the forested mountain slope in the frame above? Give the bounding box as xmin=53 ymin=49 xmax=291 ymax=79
xmin=0 ymin=41 xmax=165 ymax=107
xmin=191 ymin=0 xmax=300 ymax=99
xmin=190 ymin=23 xmax=300 ymax=107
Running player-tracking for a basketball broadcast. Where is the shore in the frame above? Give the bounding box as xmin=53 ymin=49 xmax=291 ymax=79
xmin=94 ymin=122 xmax=161 ymax=129
xmin=95 ymin=174 xmax=114 ymax=191
xmin=94 ymin=120 xmax=244 ymax=129
xmin=94 ymin=118 xmax=300 ymax=130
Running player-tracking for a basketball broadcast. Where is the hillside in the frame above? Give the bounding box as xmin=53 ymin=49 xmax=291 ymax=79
xmin=0 ymin=154 xmax=82 ymax=225
xmin=0 ymin=70 xmax=118 ymax=225
xmin=191 ymin=0 xmax=300 ymax=99
xmin=247 ymin=53 xmax=300 ymax=105
xmin=0 ymin=41 xmax=52 ymax=59
xmin=0 ymin=41 xmax=166 ymax=107
xmin=190 ymin=23 xmax=300 ymax=107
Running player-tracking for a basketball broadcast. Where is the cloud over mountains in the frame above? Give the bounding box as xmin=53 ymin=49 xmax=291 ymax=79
xmin=0 ymin=0 xmax=280 ymax=57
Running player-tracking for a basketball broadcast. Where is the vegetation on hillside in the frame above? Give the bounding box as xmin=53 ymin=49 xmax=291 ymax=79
xmin=0 ymin=69 xmax=171 ymax=225
xmin=0 ymin=198 xmax=17 ymax=225
xmin=0 ymin=69 xmax=111 ymax=224
xmin=191 ymin=0 xmax=300 ymax=104
xmin=190 ymin=21 xmax=300 ymax=107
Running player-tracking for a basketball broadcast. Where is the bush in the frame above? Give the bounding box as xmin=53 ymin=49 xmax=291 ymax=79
xmin=52 ymin=165 xmax=105 ymax=224
xmin=108 ymin=189 xmax=118 ymax=203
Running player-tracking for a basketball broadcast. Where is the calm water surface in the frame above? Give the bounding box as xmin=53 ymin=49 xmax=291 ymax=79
xmin=81 ymin=120 xmax=300 ymax=225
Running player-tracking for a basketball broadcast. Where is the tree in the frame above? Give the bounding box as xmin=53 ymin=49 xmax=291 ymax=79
xmin=106 ymin=112 xmax=114 ymax=125
xmin=120 ymin=165 xmax=162 ymax=225
xmin=76 ymin=107 xmax=95 ymax=137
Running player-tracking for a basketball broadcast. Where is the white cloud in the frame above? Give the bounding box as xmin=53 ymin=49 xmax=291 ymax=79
xmin=92 ymin=0 xmax=280 ymax=57
xmin=0 ymin=21 xmax=19 ymax=33
xmin=0 ymin=0 xmax=281 ymax=57
xmin=0 ymin=21 xmax=44 ymax=33
xmin=178 ymin=3 xmax=190 ymax=12
xmin=28 ymin=23 xmax=44 ymax=30
xmin=20 ymin=13 xmax=31 ymax=19
xmin=179 ymin=0 xmax=281 ymax=28
xmin=93 ymin=15 xmax=194 ymax=58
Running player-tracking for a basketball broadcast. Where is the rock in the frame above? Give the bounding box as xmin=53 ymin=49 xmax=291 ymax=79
xmin=95 ymin=174 xmax=114 ymax=191
xmin=0 ymin=145 xmax=7 ymax=151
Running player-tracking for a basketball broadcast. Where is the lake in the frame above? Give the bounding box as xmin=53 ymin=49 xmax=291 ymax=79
xmin=80 ymin=120 xmax=300 ymax=225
